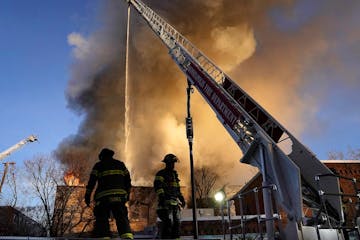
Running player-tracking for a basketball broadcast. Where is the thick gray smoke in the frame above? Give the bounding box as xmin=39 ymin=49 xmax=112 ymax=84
xmin=55 ymin=2 xmax=129 ymax=182
xmin=56 ymin=0 xmax=360 ymax=187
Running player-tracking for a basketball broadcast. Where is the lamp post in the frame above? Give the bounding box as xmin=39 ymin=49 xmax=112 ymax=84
xmin=215 ymin=190 xmax=226 ymax=239
xmin=186 ymin=80 xmax=198 ymax=238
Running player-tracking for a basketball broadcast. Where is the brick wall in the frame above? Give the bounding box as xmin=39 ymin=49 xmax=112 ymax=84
xmin=233 ymin=161 xmax=360 ymax=226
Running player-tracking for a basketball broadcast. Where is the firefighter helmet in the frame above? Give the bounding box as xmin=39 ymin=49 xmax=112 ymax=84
xmin=162 ymin=153 xmax=178 ymax=163
xmin=99 ymin=148 xmax=115 ymax=160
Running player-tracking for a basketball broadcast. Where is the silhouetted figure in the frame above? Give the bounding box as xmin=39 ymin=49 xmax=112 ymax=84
xmin=85 ymin=148 xmax=133 ymax=239
xmin=154 ymin=153 xmax=185 ymax=239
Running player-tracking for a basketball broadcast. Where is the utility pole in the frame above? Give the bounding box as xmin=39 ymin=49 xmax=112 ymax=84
xmin=0 ymin=162 xmax=15 ymax=193
xmin=186 ymin=79 xmax=198 ymax=239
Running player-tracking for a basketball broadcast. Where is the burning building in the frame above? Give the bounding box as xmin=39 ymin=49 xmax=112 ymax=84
xmin=53 ymin=1 xmax=360 ymax=238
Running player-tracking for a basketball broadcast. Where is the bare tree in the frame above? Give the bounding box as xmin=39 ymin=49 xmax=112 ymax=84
xmin=328 ymin=147 xmax=360 ymax=160
xmin=0 ymin=162 xmax=17 ymax=206
xmin=20 ymin=154 xmax=94 ymax=237
xmin=51 ymin=185 xmax=94 ymax=237
xmin=22 ymin=154 xmax=64 ymax=236
xmin=5 ymin=162 xmax=17 ymax=206
xmin=195 ymin=166 xmax=218 ymax=199
xmin=328 ymin=151 xmax=344 ymax=160
xmin=347 ymin=148 xmax=360 ymax=160
xmin=192 ymin=166 xmax=219 ymax=208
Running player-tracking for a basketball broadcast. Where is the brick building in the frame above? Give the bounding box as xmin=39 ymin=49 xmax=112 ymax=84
xmin=321 ymin=160 xmax=360 ymax=225
xmin=0 ymin=206 xmax=46 ymax=236
xmin=231 ymin=160 xmax=360 ymax=229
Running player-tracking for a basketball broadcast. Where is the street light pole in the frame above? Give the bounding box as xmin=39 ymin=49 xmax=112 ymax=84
xmin=215 ymin=190 xmax=226 ymax=239
xmin=186 ymin=80 xmax=198 ymax=239
xmin=221 ymin=201 xmax=225 ymax=239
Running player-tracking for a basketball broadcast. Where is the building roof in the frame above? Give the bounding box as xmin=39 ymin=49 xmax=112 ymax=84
xmin=229 ymin=171 xmax=260 ymax=199
xmin=233 ymin=160 xmax=360 ymax=197
xmin=320 ymin=160 xmax=360 ymax=164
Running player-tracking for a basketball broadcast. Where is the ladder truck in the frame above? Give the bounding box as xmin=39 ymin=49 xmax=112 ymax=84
xmin=0 ymin=135 xmax=38 ymax=193
xmin=125 ymin=1 xmax=345 ymax=239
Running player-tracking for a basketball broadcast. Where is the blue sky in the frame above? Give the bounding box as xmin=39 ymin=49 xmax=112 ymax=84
xmin=1 ymin=0 xmax=360 ymax=177
xmin=0 ymin=1 xmax=100 ymax=167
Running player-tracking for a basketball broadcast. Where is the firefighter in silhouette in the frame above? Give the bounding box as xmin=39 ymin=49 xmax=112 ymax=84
xmin=154 ymin=153 xmax=186 ymax=239
xmin=85 ymin=148 xmax=133 ymax=239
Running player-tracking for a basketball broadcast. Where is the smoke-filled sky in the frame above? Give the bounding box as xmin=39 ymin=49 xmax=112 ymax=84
xmin=1 ymin=0 xmax=360 ymax=188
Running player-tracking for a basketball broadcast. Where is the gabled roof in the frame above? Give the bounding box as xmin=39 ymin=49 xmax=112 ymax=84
xmin=229 ymin=171 xmax=261 ymax=200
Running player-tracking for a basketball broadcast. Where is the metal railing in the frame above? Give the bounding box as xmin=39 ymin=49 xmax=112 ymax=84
xmin=227 ymin=184 xmax=279 ymax=240
xmin=315 ymin=172 xmax=360 ymax=238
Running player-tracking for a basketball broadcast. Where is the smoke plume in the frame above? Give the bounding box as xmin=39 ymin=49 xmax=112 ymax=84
xmin=56 ymin=0 xmax=360 ymax=188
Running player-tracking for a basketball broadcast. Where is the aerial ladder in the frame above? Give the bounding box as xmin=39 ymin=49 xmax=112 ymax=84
xmin=125 ymin=1 xmax=344 ymax=239
xmin=0 ymin=135 xmax=38 ymax=162
xmin=0 ymin=135 xmax=38 ymax=193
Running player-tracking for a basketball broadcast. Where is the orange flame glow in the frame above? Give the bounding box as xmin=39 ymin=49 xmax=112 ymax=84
xmin=63 ymin=172 xmax=83 ymax=186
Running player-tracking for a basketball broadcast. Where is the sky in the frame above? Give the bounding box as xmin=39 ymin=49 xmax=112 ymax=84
xmin=1 ymin=0 xmax=360 ymax=196
xmin=0 ymin=1 xmax=98 ymax=166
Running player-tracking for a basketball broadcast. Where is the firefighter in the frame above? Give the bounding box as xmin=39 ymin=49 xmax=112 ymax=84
xmin=154 ymin=153 xmax=186 ymax=239
xmin=85 ymin=148 xmax=133 ymax=239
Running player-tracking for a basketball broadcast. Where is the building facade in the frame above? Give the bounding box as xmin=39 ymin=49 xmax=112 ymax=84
xmin=231 ymin=160 xmax=360 ymax=230
xmin=0 ymin=206 xmax=46 ymax=236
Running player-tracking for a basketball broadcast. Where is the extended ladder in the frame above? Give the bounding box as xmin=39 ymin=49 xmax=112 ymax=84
xmin=126 ymin=0 xmax=342 ymax=238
